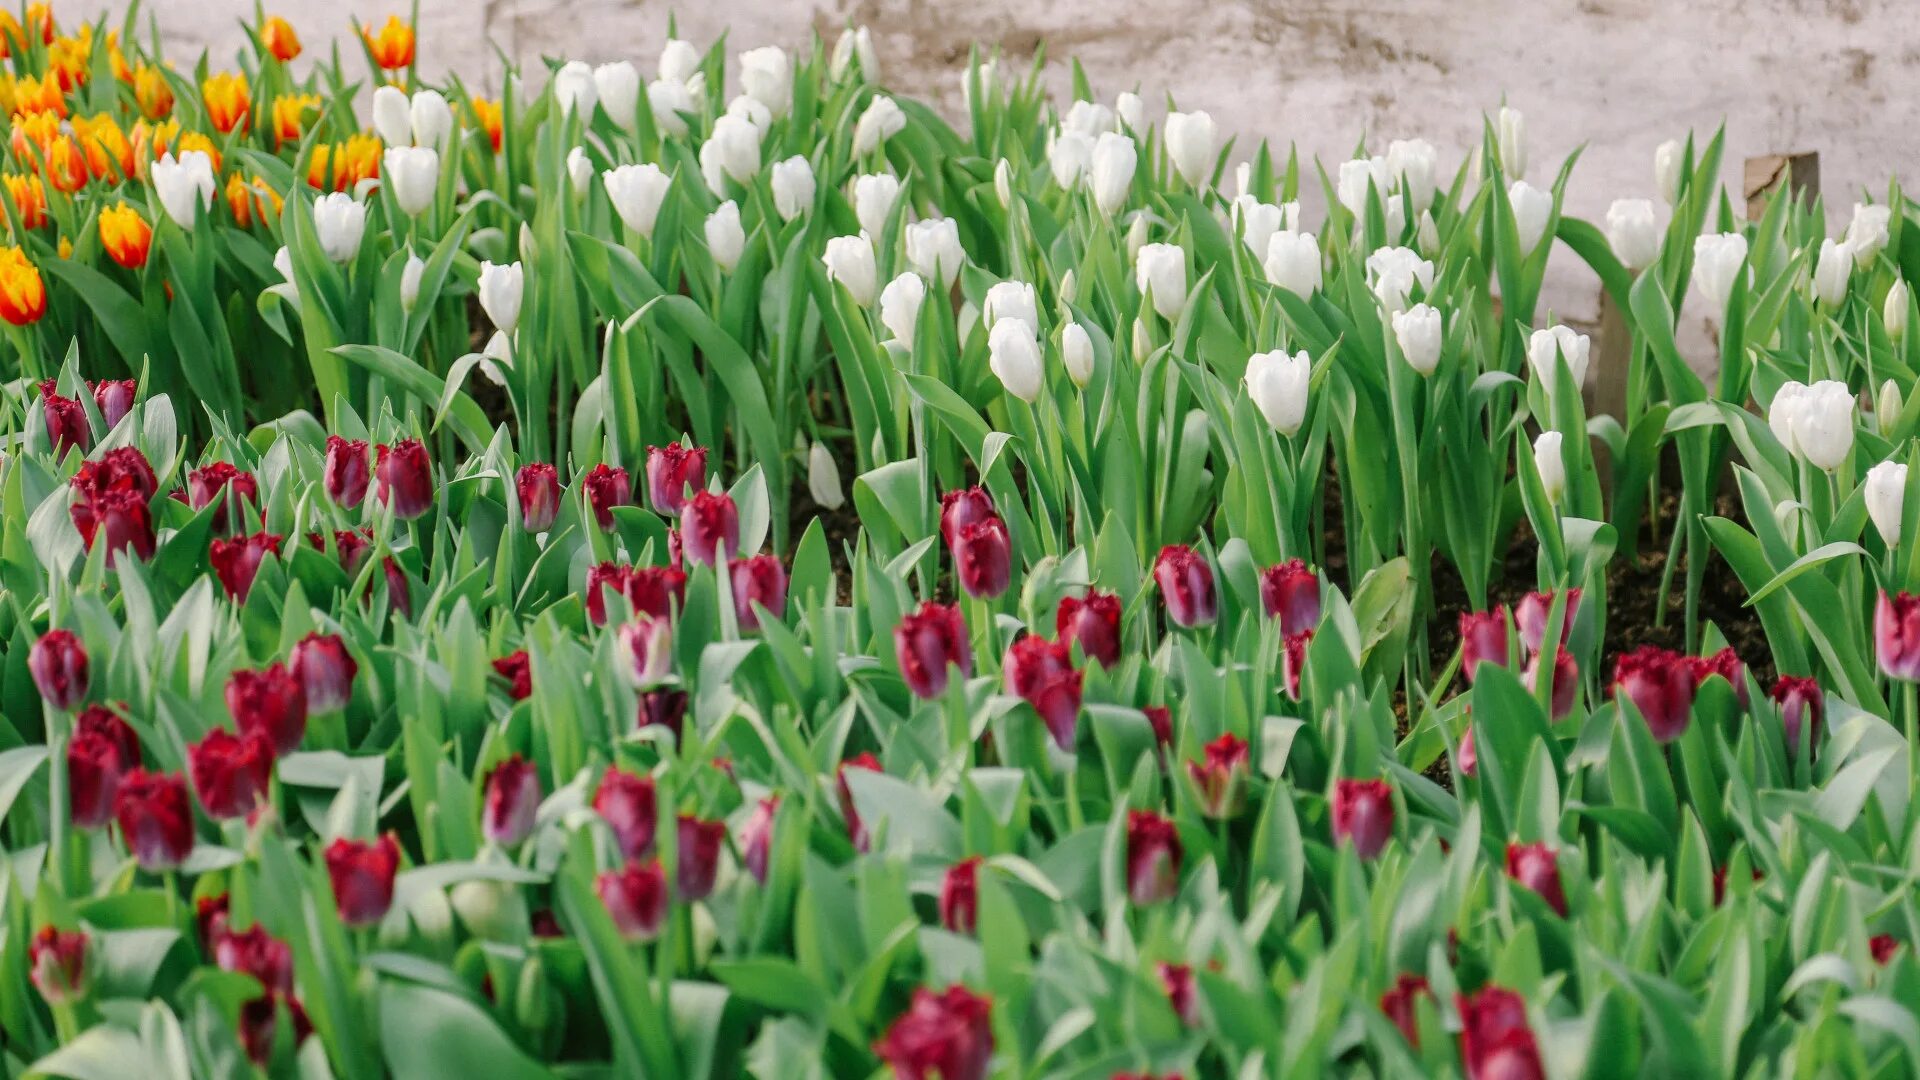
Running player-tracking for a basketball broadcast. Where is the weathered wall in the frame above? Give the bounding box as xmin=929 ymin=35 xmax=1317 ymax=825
xmin=100 ymin=0 xmax=1917 ymax=330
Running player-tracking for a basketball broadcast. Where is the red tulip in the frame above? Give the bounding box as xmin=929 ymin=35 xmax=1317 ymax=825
xmin=630 ymin=565 xmax=688 ymax=620
xmin=1872 ymin=934 xmax=1901 ymax=965
xmin=940 ymin=856 xmax=982 ymax=934
xmin=1055 ymin=589 xmax=1122 ymax=667
xmin=238 ymin=992 xmax=313 ymax=1066
xmin=1513 ymin=588 xmax=1579 ymax=655
xmin=42 ymin=390 xmax=90 ymax=457
xmin=196 ymin=894 xmax=232 ymax=951
xmin=29 ymin=628 xmax=88 ymax=709
xmin=29 ymin=926 xmax=90 ymax=1005
xmin=213 ymin=923 xmax=293 ymax=994
xmin=516 ymin=463 xmax=561 ymax=532
xmin=113 ymin=768 xmax=194 ymax=871
xmin=895 ymin=601 xmax=971 ymax=699
xmin=741 ymin=794 xmax=779 ymax=884
xmin=1331 ymin=777 xmax=1395 ymax=859
xmin=1003 ymin=635 xmax=1082 ymax=752
xmin=637 ymin=688 xmax=689 ymax=738
xmin=383 ymin=556 xmax=412 ymax=618
xmin=92 ymin=379 xmax=137 ymax=428
xmin=1157 ymin=962 xmax=1197 ymax=1026
xmin=1187 ymin=733 xmax=1250 ymax=819
xmin=73 ymin=446 xmax=157 ymax=501
xmin=617 ymin=616 xmax=674 ymax=687
xmin=1523 ymin=646 xmax=1579 ymax=720
xmin=1611 ymin=646 xmax=1694 ymax=742
xmin=644 ymin=443 xmax=707 ymax=515
xmin=598 ymin=859 xmax=669 ymax=939
xmin=730 ymin=554 xmax=788 ymax=630
xmin=227 ymin=663 xmax=307 ymax=757
xmin=594 ymin=767 xmax=657 ymax=861
xmin=838 ymin=752 xmax=883 ymax=851
xmin=1456 ymin=723 xmax=1478 ymax=777
xmin=872 ymin=985 xmax=994 ymax=1080
xmin=324 ymin=834 xmax=401 ymax=928
xmin=1772 ymin=675 xmax=1823 ymax=755
xmin=188 ymin=728 xmax=274 ymax=819
xmin=493 ymin=650 xmax=532 ymax=700
xmin=1504 ymin=842 xmax=1567 ymax=916
xmin=676 ymin=813 xmax=726 ymax=899
xmin=73 ymin=703 xmax=138 ymax=766
xmin=68 ymin=705 xmax=138 ymax=828
xmin=1877 ymin=591 xmax=1920 ymax=681
xmin=1380 ymin=973 xmax=1432 ymax=1049
xmin=1283 ymin=629 xmax=1313 ymax=701
xmin=188 ymin=462 xmax=259 ymax=534
xmin=1125 ymin=810 xmax=1182 ymax=905
xmin=374 ymin=439 xmax=433 ymax=519
xmin=1458 ymin=610 xmax=1510 ymax=684
xmin=585 ymin=563 xmax=630 ymax=627
xmin=1691 ymin=646 xmax=1748 ymax=704
xmin=582 ymin=463 xmax=630 ymax=530
xmin=82 ymin=487 xmax=156 ymax=560
xmin=209 ymin=531 xmax=283 ymax=601
xmin=1153 ymin=545 xmax=1217 ymax=628
xmin=1457 ymin=986 xmax=1544 ymax=1080
xmin=323 ymin=436 xmax=369 ymax=508
xmin=680 ymin=491 xmax=740 ymax=566
xmin=1260 ymin=558 xmax=1321 ymax=636
xmin=482 ymin=754 xmax=540 ymax=847
xmin=939 ymin=487 xmax=997 ymax=549
xmin=953 ymin=516 xmax=1011 ymax=599
xmin=311 ymin=527 xmax=372 ymax=574
xmin=289 ymin=633 xmax=357 ymax=713
xmin=1143 ymin=704 xmax=1173 ymax=747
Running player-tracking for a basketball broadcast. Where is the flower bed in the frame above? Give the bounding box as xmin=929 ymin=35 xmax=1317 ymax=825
xmin=1 ymin=6 xmax=1917 ymax=1078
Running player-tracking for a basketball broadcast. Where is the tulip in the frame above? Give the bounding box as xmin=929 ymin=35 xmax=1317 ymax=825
xmin=644 ymin=442 xmax=707 ymax=515
xmin=92 ymin=380 xmax=137 ymax=428
xmin=1495 ymin=106 xmax=1526 ymax=179
xmin=516 ymin=463 xmax=561 ymax=533
xmin=1245 ymin=349 xmax=1311 ymax=436
xmin=313 ymin=528 xmax=371 ymax=574
xmin=1525 ymin=647 xmax=1579 ymax=720
xmin=1505 ymin=841 xmax=1567 ymax=916
xmin=729 ymin=554 xmax=789 ymax=630
xmin=152 ymin=150 xmax=216 ymax=228
xmin=73 ymin=447 xmax=158 ymax=502
xmin=1653 ymin=139 xmax=1683 ymax=204
xmin=851 ymin=173 xmax=902 ymax=239
xmin=1878 ymin=591 xmax=1920 ymax=680
xmin=1337 ymin=156 xmax=1389 ymax=215
xmin=196 ymin=895 xmax=232 ymax=951
xmin=1125 ymin=810 xmax=1183 ymax=905
xmin=951 ymin=516 xmax=1012 ymax=601
xmin=100 ymin=203 xmax=153 ymax=269
xmin=1115 ymin=91 xmax=1146 ymax=132
xmin=680 ymin=491 xmax=740 ymax=565
xmin=323 ymin=436 xmax=369 ymax=508
xmin=548 ymin=60 xmax=597 ymax=119
xmin=409 ymin=89 xmax=452 ymax=148
xmin=29 ymin=629 xmax=88 ymax=709
xmin=939 ymin=488 xmax=996 ymax=549
xmin=834 ymin=751 xmax=884 ymax=851
xmin=210 ymin=532 xmax=283 ymax=601
xmin=1154 ymin=545 xmax=1218 ymax=628
xmin=1049 ymin=129 xmax=1093 ymax=190
xmin=940 ymin=857 xmax=981 ymax=934
xmin=1693 ymin=233 xmax=1749 ymax=315
xmin=42 ymin=390 xmax=88 ymax=456
xmin=372 ymin=84 xmax=411 ymax=145
xmin=1087 ymin=131 xmax=1138 ymax=216
xmin=603 ymin=163 xmax=671 ymax=239
xmin=704 ymin=201 xmax=745 ymax=271
xmin=311 ymin=193 xmax=365 ymax=263
xmin=1687 ymin=648 xmax=1746 ymax=708
xmin=1386 ymin=138 xmax=1438 ymax=210
xmin=1532 ymin=431 xmax=1566 ymax=504
xmin=1527 ymin=324 xmax=1590 ymax=392
xmin=587 ymin=60 xmax=640 ymax=131
xmin=1888 ymin=281 xmax=1912 ymax=341
xmin=895 ymin=602 xmax=971 ymax=698
xmin=1059 ymin=322 xmax=1095 ymax=387
xmin=808 ymin=442 xmax=844 ymax=510
xmin=1772 ymin=675 xmax=1823 ymax=754
xmin=853 ymin=95 xmax=905 ymax=157
xmin=214 ymin=923 xmax=293 ymax=995
xmin=375 ymin=439 xmax=433 ymax=519
xmin=675 ymin=813 xmax=726 ymax=900
xmin=700 ymin=114 xmax=762 ymax=192
xmin=737 ymin=45 xmax=791 ymax=115
xmin=987 ymin=321 xmax=1044 ymax=402
xmin=580 ymin=464 xmax=630 ymax=531
xmin=1235 ymin=197 xmax=1288 ymax=257
xmin=1134 ymin=242 xmax=1187 ymax=320
xmin=1164 ymin=110 xmax=1218 ymax=187
xmin=483 ymin=754 xmax=540 ymax=847
xmin=188 ymin=728 xmax=274 ymax=819
xmin=228 ymin=663 xmax=307 ymax=757
xmin=993 ymin=158 xmax=1015 ymax=206
xmin=29 ymin=926 xmax=90 ymax=1005
xmin=289 ymin=632 xmax=356 ymax=714
xmin=1459 ymin=986 xmax=1544 ymax=1080
xmin=1265 ymin=230 xmax=1323 ymax=297
xmin=1458 ymin=609 xmax=1510 ymax=683
xmin=830 ymin=24 xmax=879 ymax=80
xmin=1609 ymin=646 xmax=1692 ymax=740
xmin=659 ymin=38 xmax=702 ymax=84
xmin=823 ymin=233 xmax=878 ymax=306
xmin=1003 ymin=636 xmax=1082 ymax=752
xmin=984 ymin=280 xmax=1040 ymax=335
xmin=1769 ymin=379 xmax=1855 ymax=471
xmin=768 ymin=155 xmax=815 ymax=222
xmin=739 ymin=794 xmax=779 ymax=884
xmin=325 ymin=834 xmax=401 ymax=927
xmin=598 ymin=859 xmax=668 ymax=939
xmin=617 ymin=617 xmax=674 ymax=687
xmin=114 ymin=769 xmax=194 ymax=871
xmin=1330 ymin=777 xmax=1394 ymax=858
xmin=493 ymin=651 xmax=532 ymax=700
xmin=1380 ymin=973 xmax=1432 ymax=1049
xmin=1056 ymin=590 xmax=1122 ymax=668
xmin=384 ymin=557 xmax=412 ymax=619
xmin=1456 ymin=724 xmax=1478 ymax=776
xmin=1873 ymin=935 xmax=1901 ymax=964
xmin=1256 ymin=559 xmax=1321 ymax=638
xmin=473 ymin=260 xmax=524 ymax=335
xmin=1392 ymin=303 xmax=1443 ymax=375
xmin=594 ymin=768 xmax=657 ymax=861
xmin=81 ymin=488 xmax=155 ymax=560
xmin=1366 ymin=246 xmax=1434 ymax=313
xmin=68 ymin=711 xmax=134 ymax=828
xmin=584 ymin=564 xmax=631 ymax=626
xmin=1514 ymin=589 xmax=1579 ymax=654
xmin=1813 ymin=238 xmax=1854 ymax=307
xmin=383 ymin=146 xmax=437 ymax=217
xmin=187 ymin=462 xmax=258 ymax=534
xmin=879 ymin=272 xmax=927 ymax=343
xmin=1188 ymin=733 xmax=1251 ymax=818
xmin=1849 ymin=203 xmax=1892 ymax=265
xmin=1605 ymin=197 xmax=1660 ymax=270
xmin=1506 ymin=180 xmax=1552 ymax=254
xmin=905 ymin=218 xmax=965 ymax=286
xmin=873 ymin=986 xmax=995 ymax=1080
xmin=1144 ymin=704 xmax=1174 ymax=747
xmin=564 ymin=146 xmax=593 ymax=198
xmin=637 ymin=687 xmax=690 ymax=738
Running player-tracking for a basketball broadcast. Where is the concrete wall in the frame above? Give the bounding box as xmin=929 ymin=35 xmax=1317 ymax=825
xmin=99 ymin=0 xmax=1917 ymax=332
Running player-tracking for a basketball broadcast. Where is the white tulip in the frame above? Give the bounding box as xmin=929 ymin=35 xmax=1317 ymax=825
xmin=1062 ymin=100 xmax=1114 ymax=138
xmin=1392 ymin=302 xmax=1444 ymax=375
xmin=552 ymin=60 xmax=598 ymax=119
xmin=1235 ymin=197 xmax=1285 ymax=257
xmin=1847 ymin=203 xmax=1892 ymax=267
xmin=851 ymin=174 xmax=902 ymax=239
xmin=705 ymin=201 xmax=745 ymax=272
xmin=593 ymin=61 xmax=641 ymax=132
xmin=399 ymin=252 xmax=424 ymax=311
xmin=1365 ymin=246 xmax=1434 ymax=313
xmin=1245 ymin=349 xmax=1310 ymax=436
xmin=566 ymin=146 xmax=593 ymax=197
xmin=1533 ymin=431 xmax=1566 ymax=504
xmin=1813 ymin=238 xmax=1853 ymax=308
xmin=1768 ymin=381 xmax=1809 ymax=455
xmin=1653 ymin=138 xmax=1683 ymax=205
xmin=603 ymin=163 xmax=672 ymax=238
xmin=988 ymin=320 xmax=1044 ymax=401
xmin=1693 ymin=233 xmax=1749 ymax=315
xmin=1794 ymin=380 xmax=1857 ymax=471
xmin=481 ymin=330 xmax=514 ymax=385
xmin=477 ymin=260 xmax=524 ymax=333
xmin=726 ymin=94 xmax=772 ymax=132
xmin=1132 ymin=318 xmax=1151 ymax=359
xmin=1115 ymin=91 xmax=1145 ymax=132
xmin=1604 ymin=198 xmax=1661 ymax=270
xmin=959 ymin=59 xmax=997 ymax=112
xmin=853 ymin=95 xmax=905 ymax=157
xmin=829 ymin=25 xmax=878 ymax=82
xmin=739 ymin=46 xmax=791 ymax=116
xmin=1049 ymin=129 xmax=1093 ymax=190
xmin=1265 ymin=231 xmax=1322 ymax=298
xmin=1135 ymin=242 xmax=1187 ymax=320
xmin=151 ymin=151 xmax=216 ymax=229
xmin=384 ymin=146 xmax=439 ymax=216
xmin=311 ymin=192 xmax=367 ymax=263
xmin=984 ymin=280 xmax=1040 ymax=334
xmin=701 ymin=114 xmax=762 ymax=193
xmin=1090 ymin=132 xmax=1137 ymax=216
xmin=904 ymin=218 xmax=964 ymax=287
xmin=647 ymin=78 xmax=695 ymax=136
xmin=1164 ymin=110 xmax=1218 ymax=187
xmin=410 ymin=89 xmax=453 ymax=149
xmin=994 ymin=158 xmax=1013 ymax=206
xmin=1125 ymin=212 xmax=1152 ymax=261
xmin=822 ymin=233 xmax=878 ymax=306
xmin=1508 ymin=180 xmax=1552 ymax=254
xmin=1059 ymin=269 xmax=1077 ymax=304
xmin=1416 ymin=210 xmax=1440 ymax=253
xmin=1887 ymin=279 xmax=1910 ymax=339
xmin=809 ymin=441 xmax=845 ymax=510
xmin=879 ymin=272 xmax=926 ymax=343
xmin=770 ymin=156 xmax=815 ymax=221
xmin=1337 ymin=156 xmax=1389 ymax=215
xmin=1867 ymin=459 xmax=1907 ymax=547
xmin=273 ymin=246 xmax=294 ymax=283
xmin=372 ymin=85 xmax=412 ymax=146
xmin=1527 ymin=324 xmax=1590 ymax=391
xmin=1386 ymin=138 xmax=1438 ymax=212
xmin=1496 ymin=106 xmax=1526 ymax=179
xmin=660 ymin=39 xmax=702 ymax=83
xmin=1061 ymin=322 xmax=1094 ymax=386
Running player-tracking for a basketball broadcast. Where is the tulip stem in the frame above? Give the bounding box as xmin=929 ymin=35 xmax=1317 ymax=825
xmin=1906 ymin=680 xmax=1918 ymax=821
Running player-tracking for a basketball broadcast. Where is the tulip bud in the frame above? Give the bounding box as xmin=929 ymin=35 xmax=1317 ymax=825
xmin=375 ymin=438 xmax=434 ymax=519
xmin=550 ymin=60 xmax=597 ymax=119
xmin=493 ymin=651 xmax=532 ymax=700
xmin=873 ymin=987 xmax=995 ymax=1080
xmin=675 ymin=814 xmax=725 ymax=899
xmin=1330 ymin=777 xmax=1394 ymax=858
xmin=699 ymin=201 xmax=744 ymax=273
xmin=1525 ymin=646 xmax=1579 ymax=719
xmin=1532 ymin=431 xmax=1566 ymax=504
xmin=1654 ymin=138 xmax=1683 ymax=204
xmin=1458 ymin=609 xmax=1510 ymax=683
xmin=1134 ymin=242 xmax=1187 ymax=320
xmin=700 ymin=114 xmax=762 ymax=193
xmin=730 ymin=554 xmax=789 ymax=630
xmin=800 ymin=441 xmax=844 ymax=511
xmin=595 ymin=767 xmax=657 ymax=861
xmin=1386 ymin=138 xmax=1438 ymax=212
xmin=68 ymin=707 xmax=136 ymax=828
xmin=984 ymin=280 xmax=1040 ymax=335
xmin=1785 ymin=380 xmax=1855 ymax=471
xmin=1379 ymin=974 xmax=1433 ymax=1050
xmin=289 ymin=632 xmax=357 ymax=715
xmin=513 ymin=463 xmax=560 ymax=533
xmin=993 ymin=158 xmax=1013 ymax=206
xmin=1496 ymin=106 xmax=1526 ymax=180
xmin=1245 ymin=349 xmax=1311 ymax=436
xmin=1049 ymin=129 xmax=1092 ymax=190
xmin=953 ymin=516 xmax=1012 ymax=600
xmin=29 ymin=927 xmax=90 ymax=1006
xmin=1880 ymin=590 xmax=1920 ymax=681
xmin=475 ymin=260 xmax=525 ymax=334
xmin=850 ymin=173 xmax=902 ymax=240
xmin=617 ymin=617 xmax=674 ymax=687
xmin=987 ymin=321 xmax=1044 ymax=402
xmin=114 ymin=769 xmax=194 ymax=871
xmin=637 ymin=687 xmax=688 ymax=736
xmin=739 ymin=46 xmax=791 ymax=115
xmin=383 ymin=146 xmax=438 ymax=217
xmin=1612 ymin=645 xmax=1695 ymax=742
xmin=592 ymin=61 xmax=640 ymax=131
xmin=1153 ymin=545 xmax=1218 ymax=628
xmin=29 ymin=629 xmax=88 ymax=709
xmin=598 ymin=859 xmax=668 ymax=939
xmin=1365 ymin=246 xmax=1434 ymax=312
xmin=577 ymin=464 xmax=629 ymax=532
xmin=399 ymin=253 xmax=424 ymax=311
xmin=482 ymin=754 xmax=540 ymax=847
xmin=853 ymin=95 xmax=905 ymax=157
xmin=1505 ymin=841 xmax=1566 ymax=915
xmin=565 ymin=146 xmax=593 ymax=197
xmin=1692 ymin=233 xmax=1748 ymax=315
xmin=1866 ymin=459 xmax=1908 ymax=548
xmin=325 ymin=835 xmax=400 ymax=928
xmin=1527 ymin=324 xmax=1590 ymax=391
xmin=640 ymin=442 xmax=704 ymax=515
xmin=1337 ymin=156 xmax=1389 ymax=216
xmin=1090 ymin=131 xmax=1138 ymax=216
xmin=1885 ymin=282 xmax=1913 ymax=343
xmin=768 ymin=155 xmax=815 ymax=222
xmin=1125 ymin=810 xmax=1182 ymax=905
xmin=879 ymin=272 xmax=926 ymax=342
xmin=1416 ymin=210 xmax=1441 ymax=253
xmin=1813 ymin=238 xmax=1854 ymax=308
xmin=1507 ymin=180 xmax=1552 ymax=255
xmin=829 ymin=25 xmax=878 ymax=81
xmin=1063 ymin=99 xmax=1115 ymax=137
xmin=1164 ymin=110 xmax=1218 ymax=187
xmin=936 ymin=856 xmax=983 ymax=934
xmin=187 ymin=727 xmax=273 ymax=820
xmin=1605 ymin=197 xmax=1661 ymax=270
xmin=374 ymin=84 xmax=413 ymax=144
xmin=410 ymin=88 xmax=452 ymax=148
xmin=1114 ymin=91 xmax=1146 ymax=133
xmin=1061 ymin=322 xmax=1094 ymax=387
xmin=1460 ymin=986 xmax=1546 ymax=1079
xmin=1392 ymin=302 xmax=1443 ymax=375
xmin=92 ymin=380 xmax=137 ymax=429
xmin=1056 ymin=589 xmax=1122 ymax=668
xmin=822 ymin=233 xmax=878 ymax=306
xmin=323 ymin=435 xmax=370 ymax=508
xmin=227 ymin=662 xmax=307 ymax=757
xmin=904 ymin=218 xmax=965 ymax=286
xmin=1772 ymin=675 xmax=1823 ymax=755
xmin=1188 ymin=733 xmax=1251 ymax=818
xmin=1848 ymin=203 xmax=1892 ymax=266
xmin=151 ymin=151 xmax=216 ymax=229
xmin=1157 ymin=961 xmax=1198 ymax=1027
xmin=1259 ymin=559 xmax=1322 ymax=636
xmin=210 ymin=532 xmax=283 ymax=602
xmin=894 ymin=601 xmax=971 ymax=698
xmin=312 ymin=193 xmax=367 ymax=263
xmin=601 ymin=163 xmax=672 ymax=241
xmin=680 ymin=490 xmax=740 ymax=565
xmin=1264 ymin=230 xmax=1323 ymax=298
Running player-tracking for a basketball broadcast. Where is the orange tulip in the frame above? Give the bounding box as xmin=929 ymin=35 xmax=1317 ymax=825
xmin=202 ymin=72 xmax=250 ymax=135
xmin=25 ymin=4 xmax=52 ymax=44
xmin=133 ymin=65 xmax=173 ymax=119
xmin=10 ymin=111 xmax=56 ymax=162
xmin=309 ymin=134 xmax=381 ymax=192
xmin=0 ymin=246 xmax=46 ymax=325
xmin=363 ymin=16 xmax=414 ymax=70
xmin=44 ymin=136 xmax=86 ymax=193
xmin=99 ymin=202 xmax=152 ymax=269
xmin=48 ymin=33 xmax=89 ymax=92
xmin=261 ymin=16 xmax=301 ymax=62
xmin=12 ymin=71 xmax=64 ymax=119
xmin=72 ymin=114 xmax=133 ymax=182
xmin=3 ymin=173 xmax=46 ymax=229
xmin=108 ymin=32 xmax=132 ymax=84
xmin=472 ymin=96 xmax=503 ymax=153
xmin=271 ymin=93 xmax=319 ymax=146
xmin=226 ymin=172 xmax=281 ymax=228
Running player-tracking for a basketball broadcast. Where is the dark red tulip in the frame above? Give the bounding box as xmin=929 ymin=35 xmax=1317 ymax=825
xmin=310 ymin=527 xmax=372 ymax=574
xmin=188 ymin=728 xmax=274 ymax=819
xmin=516 ymin=463 xmax=561 ymax=532
xmin=1055 ymin=590 xmax=1122 ymax=667
xmin=1125 ymin=810 xmax=1182 ymax=905
xmin=644 ymin=443 xmax=707 ymax=515
xmin=196 ymin=894 xmax=231 ymax=950
xmin=895 ymin=601 xmax=971 ymax=699
xmin=1331 ymin=777 xmax=1395 ymax=859
xmin=113 ymin=768 xmax=194 ymax=871
xmin=939 ymin=487 xmax=997 ymax=549
xmin=324 ymin=834 xmax=401 ymax=928
xmin=1524 ymin=647 xmax=1579 ymax=720
xmin=71 ymin=447 xmax=159 ymax=507
xmin=593 ymin=767 xmax=657 ymax=861
xmin=1691 ymin=646 xmax=1748 ymax=704
xmin=1157 ymin=962 xmax=1197 ymax=1026
xmin=1877 ymin=591 xmax=1920 ymax=681
xmin=676 ymin=813 xmax=726 ymax=899
xmin=838 ymin=752 xmax=883 ymax=851
xmin=637 ymin=688 xmax=689 ymax=738
xmin=872 ymin=985 xmax=994 ymax=1080
xmin=482 ymin=754 xmax=540 ymax=847
xmin=382 ymin=556 xmax=411 ymax=618
xmin=680 ymin=491 xmax=740 ymax=565
xmin=374 ymin=439 xmax=433 ymax=520
xmin=213 ymin=923 xmax=294 ymax=995
xmin=1380 ymin=973 xmax=1431 ymax=1049
xmin=210 ymin=531 xmax=283 ymax=601
xmin=1611 ymin=646 xmax=1694 ymax=743
xmin=493 ymin=650 xmax=532 ymax=700
xmin=83 ymin=487 xmax=156 ymax=560
xmin=227 ymin=663 xmax=307 ymax=757
xmin=323 ymin=436 xmax=370 ymax=509
xmin=1003 ymin=635 xmax=1082 ymax=752
xmin=75 ymin=702 xmax=137 ymax=766
xmin=1458 ymin=610 xmax=1510 ymax=684
xmin=92 ymin=379 xmax=137 ymax=428
xmin=188 ymin=462 xmax=259 ymax=534
xmin=598 ymin=859 xmax=669 ymax=939
xmin=1143 ymin=704 xmax=1173 ymax=747
xmin=1771 ymin=675 xmax=1822 ymax=755
xmin=1187 ymin=733 xmax=1250 ymax=819
xmin=630 ymin=565 xmax=688 ymax=620
xmin=953 ymin=516 xmax=1011 ymax=599
xmin=238 ymin=992 xmax=313 ymax=1066
xmin=730 ymin=554 xmax=788 ymax=630
xmin=586 ymin=563 xmax=630 ymax=627
xmin=29 ymin=628 xmax=88 ymax=709
xmin=1283 ymin=629 xmax=1313 ymax=701
xmin=940 ymin=856 xmax=982 ymax=934
xmin=29 ymin=926 xmax=89 ymax=1005
xmin=1513 ymin=588 xmax=1579 ymax=655
xmin=42 ymin=390 xmax=90 ymax=457
xmin=1456 ymin=723 xmax=1478 ymax=778
xmin=67 ymin=729 xmax=125 ymax=828
xmin=582 ymin=463 xmax=631 ymax=530
xmin=1872 ymin=935 xmax=1901 ymax=965
xmin=1457 ymin=986 xmax=1544 ymax=1080
xmin=1504 ymin=842 xmax=1567 ymax=916
xmin=741 ymin=794 xmax=779 ymax=884
xmin=1260 ymin=559 xmax=1322 ymax=636
xmin=1153 ymin=545 xmax=1217 ymax=628
xmin=289 ymin=633 xmax=357 ymax=713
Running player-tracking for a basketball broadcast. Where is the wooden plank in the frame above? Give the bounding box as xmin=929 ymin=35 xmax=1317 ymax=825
xmin=1743 ymin=152 xmax=1820 ymax=220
